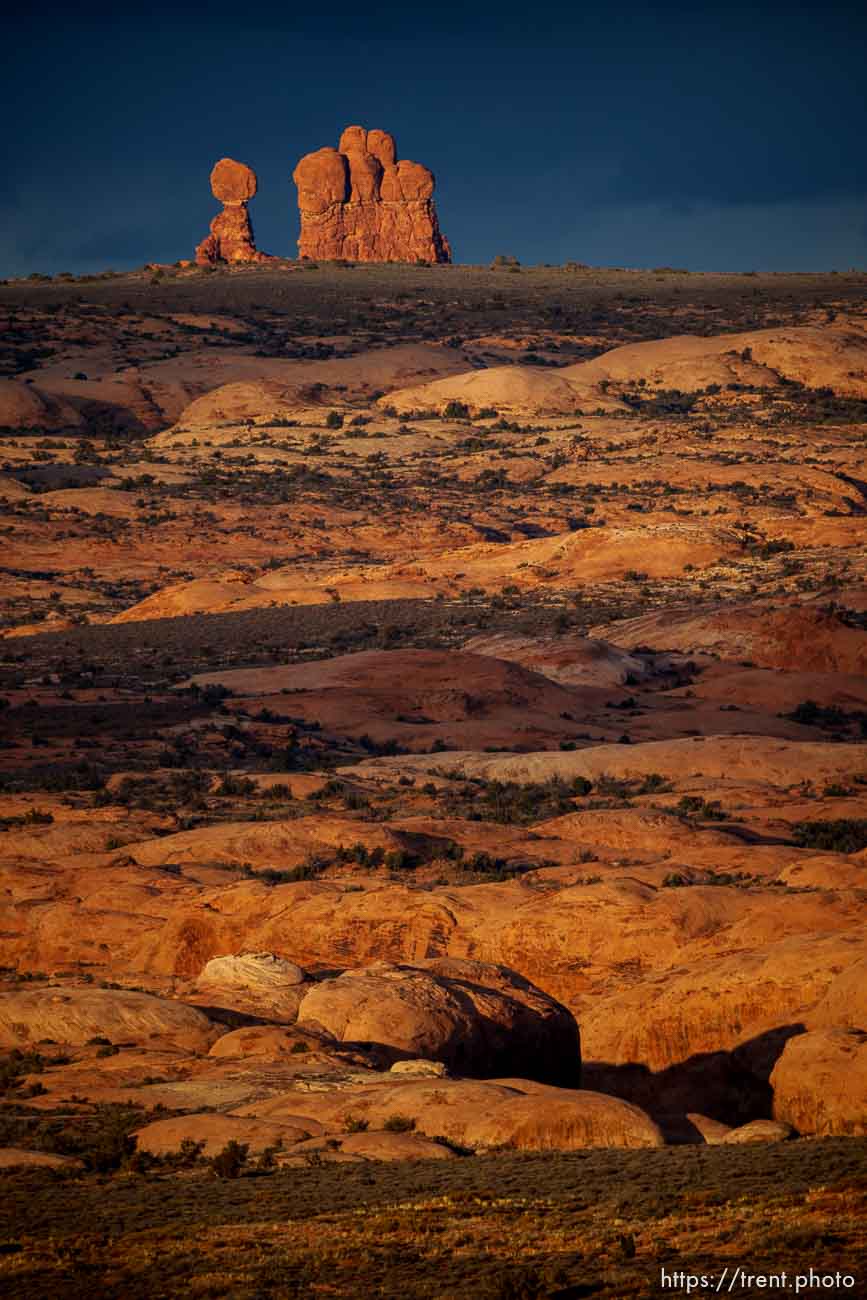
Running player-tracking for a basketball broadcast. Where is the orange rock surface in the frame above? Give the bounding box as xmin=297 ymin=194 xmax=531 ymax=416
xmin=239 ymin=1077 xmax=664 ymax=1149
xmin=293 ymin=126 xmax=451 ymax=263
xmin=195 ymin=158 xmax=270 ymax=266
xmin=295 ymin=957 xmax=581 ymax=1086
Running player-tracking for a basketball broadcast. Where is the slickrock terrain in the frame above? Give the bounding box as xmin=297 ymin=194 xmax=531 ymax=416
xmin=1 ymin=263 xmax=867 ymax=1296
xmin=195 ymin=159 xmax=270 ymax=266
xmin=293 ymin=126 xmax=451 ymax=263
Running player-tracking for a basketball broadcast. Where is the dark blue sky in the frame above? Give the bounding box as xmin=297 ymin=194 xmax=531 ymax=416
xmin=3 ymin=1 xmax=866 ymax=275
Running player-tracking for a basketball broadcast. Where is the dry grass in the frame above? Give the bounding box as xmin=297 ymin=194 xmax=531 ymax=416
xmin=0 ymin=1139 xmax=865 ymax=1298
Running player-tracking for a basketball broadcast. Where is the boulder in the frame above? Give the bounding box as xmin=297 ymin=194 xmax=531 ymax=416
xmin=134 ymin=1112 xmax=321 ymax=1157
xmin=771 ymin=1029 xmax=867 ymax=1135
xmin=685 ymin=1113 xmax=733 ymax=1144
xmin=338 ymin=1131 xmax=456 ymax=1161
xmin=389 ymin=1058 xmax=449 ymax=1078
xmin=720 ymin=1119 xmax=795 ymax=1144
xmin=208 ymin=1025 xmax=325 ymax=1058
xmin=296 ymin=957 xmax=580 ymax=1086
xmin=194 ymin=952 xmax=309 ymax=1020
xmin=210 ymin=157 xmax=258 ymax=204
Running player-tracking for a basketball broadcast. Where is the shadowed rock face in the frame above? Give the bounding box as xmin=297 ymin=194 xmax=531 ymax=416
xmin=296 ymin=957 xmax=582 ymax=1087
xmin=292 ymin=126 xmax=451 ymax=264
xmin=195 ymin=158 xmax=271 ymax=266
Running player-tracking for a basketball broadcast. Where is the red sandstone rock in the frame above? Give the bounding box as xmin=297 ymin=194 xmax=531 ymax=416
xmin=292 ymin=125 xmax=451 ymax=264
xmin=296 ymin=957 xmax=581 ymax=1087
xmin=210 ymin=158 xmax=257 ymax=204
xmin=195 ymin=158 xmax=270 ymax=266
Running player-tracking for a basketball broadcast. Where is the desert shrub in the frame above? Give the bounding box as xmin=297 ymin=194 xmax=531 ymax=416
xmin=621 ymin=388 xmax=699 ymax=415
xmin=169 ymin=1137 xmax=207 ymax=1167
xmin=325 ymin=410 xmax=344 ymax=429
xmin=256 ymin=855 xmax=330 ymax=885
xmin=51 ymin=1104 xmax=145 ymax=1171
xmin=638 ymin=773 xmax=672 ymax=794
xmin=441 ymin=776 xmax=591 ymax=824
xmin=215 ymin=774 xmax=257 ymax=797
xmin=128 ymin=1136 xmax=208 ymax=1174
xmin=748 ymin=538 xmax=796 ymax=560
xmin=257 ymin=1143 xmax=281 ymax=1170
xmin=0 ymin=808 xmax=54 ymax=831
xmin=464 ymin=851 xmax=508 ymax=876
xmin=382 ymin=1114 xmax=416 ymax=1132
xmin=785 ymin=700 xmax=865 ymax=733
xmin=210 ymin=1140 xmax=249 ymax=1179
xmin=262 ymin=783 xmax=294 ymax=801
xmin=791 ymin=819 xmax=867 ymax=853
xmin=384 ymin=848 xmax=417 ymax=870
xmin=111 ymin=770 xmax=212 ymax=812
xmin=443 ymin=400 xmax=470 ymax=419
xmin=0 ymin=761 xmax=105 ymax=794
xmin=677 ymin=795 xmax=728 ymax=820
xmin=0 ymin=1049 xmax=70 ymax=1095
xmin=592 ymin=774 xmax=633 ymax=798
xmin=344 ymin=1115 xmax=369 ymax=1133
xmin=664 ymin=869 xmax=757 ymax=888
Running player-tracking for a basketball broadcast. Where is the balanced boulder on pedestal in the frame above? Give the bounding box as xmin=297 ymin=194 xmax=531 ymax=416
xmin=195 ymin=158 xmax=270 ymax=266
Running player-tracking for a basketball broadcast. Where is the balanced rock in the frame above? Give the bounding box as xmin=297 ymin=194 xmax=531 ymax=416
xmin=293 ymin=126 xmax=451 ymax=263
xmin=195 ymin=158 xmax=270 ymax=266
xmin=296 ymin=957 xmax=580 ymax=1086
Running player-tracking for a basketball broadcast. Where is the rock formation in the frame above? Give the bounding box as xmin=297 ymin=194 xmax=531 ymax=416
xmin=239 ymin=1077 xmax=663 ymax=1150
xmin=195 ymin=158 xmax=270 ymax=266
xmin=193 ymin=951 xmax=309 ymax=1019
xmin=296 ymin=958 xmax=581 ymax=1086
xmin=0 ymin=987 xmax=220 ymax=1053
xmin=293 ymin=126 xmax=451 ymax=263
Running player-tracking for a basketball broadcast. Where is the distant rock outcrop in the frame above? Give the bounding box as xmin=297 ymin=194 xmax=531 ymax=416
xmin=195 ymin=158 xmax=270 ymax=266
xmin=293 ymin=126 xmax=451 ymax=263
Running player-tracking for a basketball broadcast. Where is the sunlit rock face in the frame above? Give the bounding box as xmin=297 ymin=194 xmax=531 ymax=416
xmin=293 ymin=126 xmax=451 ymax=263
xmin=195 ymin=158 xmax=271 ymax=266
